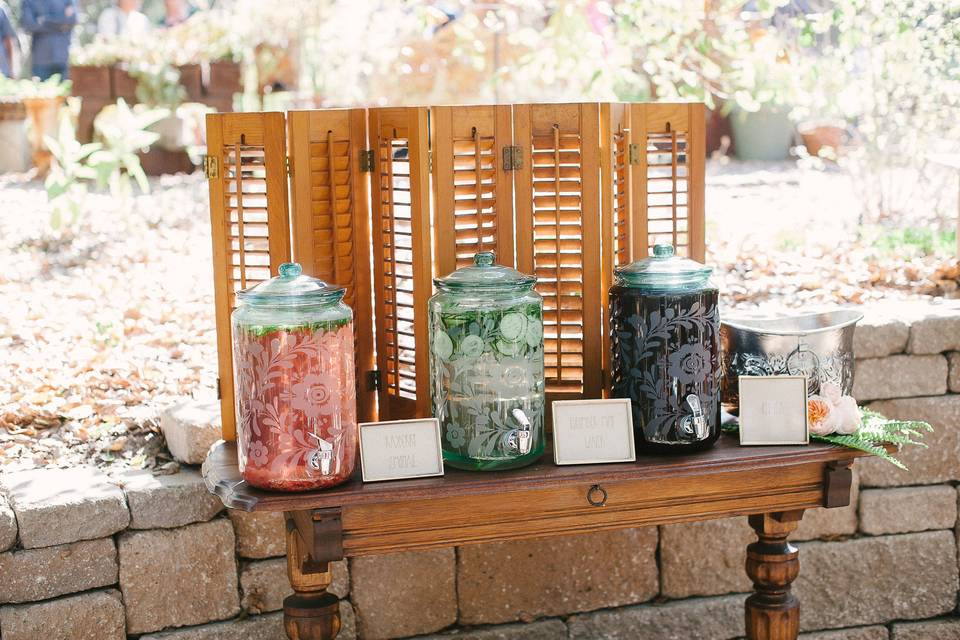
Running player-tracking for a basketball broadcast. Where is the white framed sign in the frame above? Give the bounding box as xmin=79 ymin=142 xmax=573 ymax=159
xmin=738 ymin=375 xmax=809 ymax=446
xmin=358 ymin=418 xmax=445 ymax=482
xmin=552 ymin=399 xmax=636 ymax=465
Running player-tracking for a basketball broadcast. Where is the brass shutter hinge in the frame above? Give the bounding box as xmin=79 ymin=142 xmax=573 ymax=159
xmin=367 ymin=369 xmax=381 ymax=391
xmin=628 ymin=143 xmax=640 ymax=165
xmin=216 ymin=377 xmax=222 ymax=400
xmin=502 ymin=145 xmax=522 ymax=171
xmin=285 ymin=156 xmax=291 ymax=176
xmin=203 ymin=154 xmax=219 ymax=179
xmin=360 ymin=149 xmax=374 ymax=172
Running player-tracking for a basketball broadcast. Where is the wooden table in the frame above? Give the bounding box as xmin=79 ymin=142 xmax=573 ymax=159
xmin=203 ymin=435 xmax=867 ymax=640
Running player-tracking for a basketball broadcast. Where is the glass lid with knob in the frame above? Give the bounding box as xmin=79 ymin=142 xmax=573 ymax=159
xmin=434 ymin=251 xmax=537 ymax=293
xmin=614 ymin=243 xmax=713 ymax=291
xmin=236 ymin=262 xmax=346 ymax=306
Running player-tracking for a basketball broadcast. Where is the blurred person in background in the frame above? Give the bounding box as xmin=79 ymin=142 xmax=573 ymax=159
xmin=161 ymin=0 xmax=193 ymax=28
xmin=20 ymin=0 xmax=77 ymax=80
xmin=0 ymin=1 xmax=16 ymax=78
xmin=97 ymin=0 xmax=150 ymax=39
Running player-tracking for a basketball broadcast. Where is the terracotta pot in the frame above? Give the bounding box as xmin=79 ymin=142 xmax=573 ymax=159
xmin=798 ymin=120 xmax=846 ymax=159
xmin=22 ymin=96 xmax=63 ymax=175
xmin=110 ymin=65 xmax=138 ymax=103
xmin=69 ymin=65 xmax=111 ymax=99
xmin=178 ymin=64 xmax=203 ymax=101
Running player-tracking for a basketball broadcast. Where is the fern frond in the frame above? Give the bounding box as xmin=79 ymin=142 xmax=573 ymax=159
xmin=812 ymin=433 xmax=909 ymax=470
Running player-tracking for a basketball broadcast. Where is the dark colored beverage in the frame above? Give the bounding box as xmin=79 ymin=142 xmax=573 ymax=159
xmin=609 ymin=286 xmax=721 ymax=452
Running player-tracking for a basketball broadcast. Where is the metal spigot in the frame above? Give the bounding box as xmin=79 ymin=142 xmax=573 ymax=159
xmin=509 ymin=408 xmax=533 ymax=455
xmin=307 ymin=432 xmax=334 ymax=474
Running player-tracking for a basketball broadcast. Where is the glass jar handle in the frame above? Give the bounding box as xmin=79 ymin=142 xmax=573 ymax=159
xmin=473 ymin=252 xmax=495 ymax=267
xmin=279 ymin=262 xmax=302 ymax=278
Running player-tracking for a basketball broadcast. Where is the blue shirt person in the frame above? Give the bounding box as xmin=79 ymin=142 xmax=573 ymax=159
xmin=0 ymin=2 xmax=15 ymax=78
xmin=21 ymin=0 xmax=78 ymax=80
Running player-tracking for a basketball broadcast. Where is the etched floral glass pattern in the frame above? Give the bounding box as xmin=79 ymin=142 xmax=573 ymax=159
xmin=429 ymin=298 xmax=545 ymax=471
xmin=609 ymin=287 xmax=721 ymax=450
xmin=232 ymin=320 xmax=357 ymax=491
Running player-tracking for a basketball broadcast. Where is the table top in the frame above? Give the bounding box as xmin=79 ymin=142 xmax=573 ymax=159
xmin=203 ymin=434 xmax=867 ymax=513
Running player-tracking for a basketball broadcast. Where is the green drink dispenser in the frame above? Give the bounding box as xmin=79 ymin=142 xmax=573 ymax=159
xmin=428 ymin=252 xmax=545 ymax=471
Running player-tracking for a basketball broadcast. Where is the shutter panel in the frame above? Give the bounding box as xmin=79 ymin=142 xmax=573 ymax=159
xmin=206 ymin=112 xmax=292 ymax=441
xmin=630 ymin=103 xmax=706 ymax=261
xmin=431 ymin=105 xmax=515 ymax=272
xmin=600 ymin=103 xmax=633 ymax=395
xmin=287 ymin=108 xmax=376 ymax=422
xmin=514 ymin=103 xmax=603 ymax=403
xmin=369 ymin=107 xmax=432 ymax=419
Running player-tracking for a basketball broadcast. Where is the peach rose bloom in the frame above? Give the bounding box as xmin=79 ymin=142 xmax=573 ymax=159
xmin=821 ymin=382 xmax=843 ymax=405
xmin=807 ymin=395 xmax=837 ymax=435
xmin=832 ymin=395 xmax=861 ymax=435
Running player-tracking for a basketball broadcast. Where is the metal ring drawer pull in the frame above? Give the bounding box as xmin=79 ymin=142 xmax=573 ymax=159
xmin=587 ymin=484 xmax=607 ymax=507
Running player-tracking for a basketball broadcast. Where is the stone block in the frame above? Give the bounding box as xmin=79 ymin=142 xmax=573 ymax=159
xmin=854 ymin=315 xmax=910 ymax=359
xmin=793 ymin=470 xmax=860 ymax=541
xmin=458 ymin=528 xmax=658 ymax=625
xmin=853 ymin=354 xmax=947 ymax=402
xmin=567 ymin=593 xmax=745 ymax=640
xmin=661 ymin=517 xmax=753 ymax=598
xmin=139 ymin=612 xmax=286 ymax=639
xmin=800 ymin=626 xmax=889 ymax=639
xmin=0 ymin=537 xmax=116 ymax=603
xmin=340 ymin=599 xmax=357 ymax=640
xmin=907 ymin=308 xmax=960 ymax=355
xmin=240 ymin=557 xmax=348 ymax=614
xmin=795 ymin=531 xmax=957 ymax=631
xmin=891 ymin=618 xmax=960 ymax=639
xmin=0 ymin=588 xmax=125 ymax=640
xmin=859 ymin=485 xmax=957 ymax=535
xmin=949 ymin=352 xmax=960 ymax=393
xmin=421 ymin=619 xmax=569 ymax=639
xmin=119 ymin=518 xmax=240 ymax=634
xmin=0 ymin=494 xmax=16 ymax=552
xmin=160 ymin=399 xmax=222 ymax=465
xmin=114 ymin=468 xmax=222 ymax=529
xmin=859 ymin=395 xmax=960 ymax=487
xmin=229 ymin=510 xmax=285 ymax=558
xmin=351 ymin=548 xmax=456 ymax=639
xmin=0 ymin=467 xmax=129 ymax=549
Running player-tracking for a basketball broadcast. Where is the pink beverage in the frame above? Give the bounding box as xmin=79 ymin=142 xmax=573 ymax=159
xmin=231 ymin=263 xmax=357 ymax=491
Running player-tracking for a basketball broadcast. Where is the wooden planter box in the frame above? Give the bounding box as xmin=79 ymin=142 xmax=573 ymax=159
xmin=138 ymin=147 xmax=197 ymax=175
xmin=0 ymin=100 xmax=26 ymax=121
xmin=206 ymin=60 xmax=241 ymax=97
xmin=69 ymin=65 xmax=112 ymax=99
xmin=179 ymin=64 xmax=203 ymax=101
xmin=204 ymin=103 xmax=707 ymax=437
xmin=110 ymin=65 xmax=138 ymax=103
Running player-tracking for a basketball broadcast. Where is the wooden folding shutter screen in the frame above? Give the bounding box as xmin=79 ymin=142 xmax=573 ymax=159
xmin=514 ymin=103 xmax=603 ymax=403
xmin=287 ymin=109 xmax=376 ymax=422
xmin=432 ymin=105 xmax=516 ymax=271
xmin=630 ymin=103 xmax=706 ymax=261
xmin=206 ymin=113 xmax=292 ymax=440
xmin=368 ymin=107 xmax=432 ymax=419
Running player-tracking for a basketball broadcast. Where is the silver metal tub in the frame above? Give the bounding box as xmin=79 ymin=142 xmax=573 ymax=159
xmin=720 ymin=309 xmax=863 ymax=411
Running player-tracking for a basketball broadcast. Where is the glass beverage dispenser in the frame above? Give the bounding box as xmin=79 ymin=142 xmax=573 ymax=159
xmin=428 ymin=252 xmax=545 ymax=470
xmin=609 ymin=244 xmax=721 ymax=451
xmin=231 ymin=263 xmax=357 ymax=491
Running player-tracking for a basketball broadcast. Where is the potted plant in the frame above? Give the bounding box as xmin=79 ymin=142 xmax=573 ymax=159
xmin=727 ymin=34 xmax=798 ymax=161
xmin=69 ymin=40 xmax=119 ymax=100
xmin=17 ymin=75 xmax=72 ymax=175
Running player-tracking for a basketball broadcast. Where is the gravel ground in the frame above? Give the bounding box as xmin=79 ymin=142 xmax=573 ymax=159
xmin=0 ymin=160 xmax=954 ymax=470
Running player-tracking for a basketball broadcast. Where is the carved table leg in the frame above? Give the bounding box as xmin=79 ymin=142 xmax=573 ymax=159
xmin=745 ymin=510 xmax=804 ymax=640
xmin=283 ymin=511 xmax=343 ymax=640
